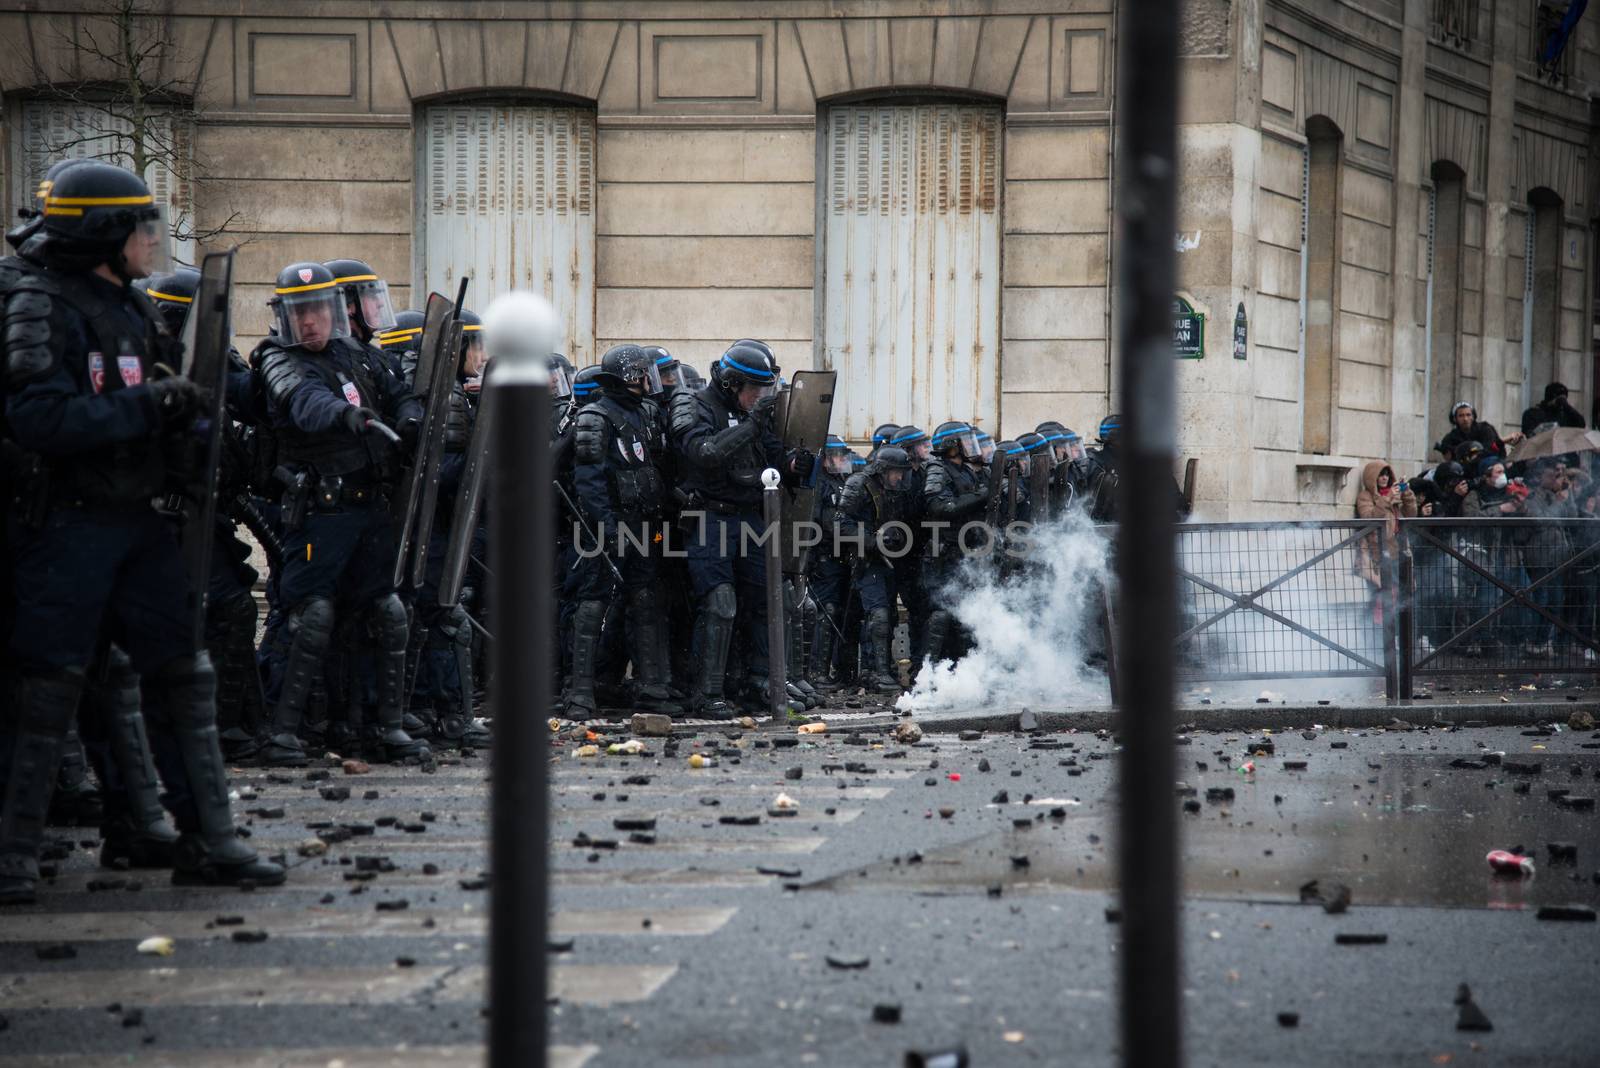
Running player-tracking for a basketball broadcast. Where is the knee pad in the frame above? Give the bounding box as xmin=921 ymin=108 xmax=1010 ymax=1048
xmin=288 ymin=597 xmax=336 ymax=648
xmin=370 ymin=593 xmax=411 ymax=652
xmin=628 ymin=585 xmax=659 ymax=616
xmin=705 ymin=583 xmax=737 ymax=622
xmin=224 ymin=589 xmax=258 ymax=632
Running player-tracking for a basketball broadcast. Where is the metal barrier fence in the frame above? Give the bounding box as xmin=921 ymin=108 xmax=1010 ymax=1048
xmin=1172 ymin=517 xmax=1600 ymax=698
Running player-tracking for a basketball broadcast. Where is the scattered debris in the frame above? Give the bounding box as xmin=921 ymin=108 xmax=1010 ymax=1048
xmin=825 ymin=954 xmax=870 ymax=970
xmin=631 ymin=713 xmax=672 ymax=736
xmin=1334 ymin=933 xmax=1388 ymax=945
xmin=1486 ymin=849 xmax=1535 ymax=876
xmin=893 ymin=721 xmax=923 ymax=745
xmin=1277 ymin=1012 xmax=1300 ymax=1028
xmin=341 ymin=759 xmax=371 ymax=776
xmin=1299 ymin=879 xmax=1352 ymax=914
xmin=1535 ymin=905 xmax=1595 ymax=922
xmin=1455 ymin=984 xmax=1494 ymax=1032
xmin=135 ymin=937 xmax=174 ymax=957
xmin=573 ymin=745 xmax=600 ymax=758
xmin=872 ymin=1003 xmax=902 ymax=1024
xmin=798 ymin=722 xmax=828 ymax=735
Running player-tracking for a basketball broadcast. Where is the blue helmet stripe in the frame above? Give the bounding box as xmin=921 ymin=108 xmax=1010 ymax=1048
xmin=719 ymin=353 xmax=776 ymax=383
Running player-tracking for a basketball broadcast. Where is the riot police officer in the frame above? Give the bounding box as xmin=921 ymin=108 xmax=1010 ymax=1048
xmin=887 ymin=425 xmax=932 ymax=667
xmin=255 ymin=261 xmax=429 ymax=767
xmin=837 ymin=446 xmax=914 ymax=694
xmin=671 ymin=342 xmax=809 ymax=717
xmin=2 ymin=161 xmax=282 ymax=900
xmin=568 ymin=345 xmax=679 ymax=717
xmin=923 ymin=421 xmax=987 ymax=663
xmin=808 ymin=435 xmax=854 ymax=691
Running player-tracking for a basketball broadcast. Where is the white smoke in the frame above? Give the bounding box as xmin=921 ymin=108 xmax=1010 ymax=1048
xmin=898 ymin=511 xmax=1114 ymax=711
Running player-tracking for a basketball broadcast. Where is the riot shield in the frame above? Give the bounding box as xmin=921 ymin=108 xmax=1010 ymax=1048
xmin=777 ymin=369 xmax=836 ymax=577
xmin=177 ymin=249 xmax=235 ymax=649
xmin=1028 ymin=454 xmax=1053 ymax=522
xmin=390 ymin=291 xmax=457 ymax=588
xmin=437 ymin=380 xmax=495 ymax=609
xmin=408 ymin=318 xmax=466 ymax=590
xmin=984 ymin=455 xmax=1010 ymax=529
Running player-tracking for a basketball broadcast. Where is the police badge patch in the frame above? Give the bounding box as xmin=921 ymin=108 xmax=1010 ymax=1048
xmin=299 ymin=267 xmax=315 ymax=284
xmin=116 ymin=354 xmax=143 ymax=387
xmin=633 ymin=440 xmax=645 ymax=462
xmin=342 ymin=381 xmax=362 ymax=406
xmin=88 ymin=352 xmax=105 ymax=394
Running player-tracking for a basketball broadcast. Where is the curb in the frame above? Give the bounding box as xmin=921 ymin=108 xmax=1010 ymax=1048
xmin=892 ymin=699 xmax=1600 ymax=735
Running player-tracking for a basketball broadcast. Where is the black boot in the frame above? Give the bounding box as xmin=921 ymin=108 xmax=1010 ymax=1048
xmin=262 ymin=598 xmax=334 ymax=767
xmin=210 ymin=589 xmax=263 ymax=763
xmin=692 ymin=585 xmax=737 ymax=720
xmin=1 ymin=671 xmax=83 ymax=905
xmin=144 ymin=656 xmax=285 ymax=888
xmin=436 ymin=607 xmax=490 ymax=746
xmin=370 ymin=595 xmax=431 ymax=764
xmin=925 ymin=609 xmax=955 ymax=668
xmin=47 ymin=728 xmax=103 ymax=827
xmin=565 ymin=599 xmax=605 ymax=717
xmin=811 ymin=606 xmax=841 ymax=693
xmin=630 ymin=589 xmax=683 ymax=715
xmin=864 ymin=608 xmax=903 ymax=694
xmin=98 ymin=655 xmax=179 ymax=870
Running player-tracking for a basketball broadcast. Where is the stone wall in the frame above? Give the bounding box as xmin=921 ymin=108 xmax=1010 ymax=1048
xmin=0 ymin=0 xmax=1594 ymax=518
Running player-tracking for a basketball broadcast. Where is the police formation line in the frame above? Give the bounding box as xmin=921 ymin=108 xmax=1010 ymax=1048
xmin=0 ymin=160 xmax=1171 ymax=906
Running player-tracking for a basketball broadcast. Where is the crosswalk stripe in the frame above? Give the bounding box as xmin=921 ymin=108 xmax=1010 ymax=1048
xmin=0 ymin=906 xmax=735 ymax=943
xmin=0 ymin=963 xmax=676 ymax=1010
xmin=0 ymin=1045 xmax=599 ymax=1068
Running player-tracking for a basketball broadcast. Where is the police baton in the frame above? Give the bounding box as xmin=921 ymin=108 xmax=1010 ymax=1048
xmin=552 ymin=479 xmax=624 ymax=586
xmin=480 ymin=291 xmax=561 ymax=1068
xmin=364 ymin=419 xmax=402 ymax=446
xmin=761 ymin=468 xmax=787 ymax=723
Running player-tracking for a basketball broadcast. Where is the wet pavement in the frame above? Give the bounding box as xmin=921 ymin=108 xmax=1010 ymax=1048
xmin=1 ymin=719 xmax=1598 ymax=1066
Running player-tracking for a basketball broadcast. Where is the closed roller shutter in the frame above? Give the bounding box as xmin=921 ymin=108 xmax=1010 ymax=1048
xmin=822 ymin=103 xmax=1002 ymax=440
xmin=419 ymin=103 xmax=596 ymax=365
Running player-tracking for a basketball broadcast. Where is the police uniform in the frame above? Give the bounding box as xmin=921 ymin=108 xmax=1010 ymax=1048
xmin=255 ymin=262 xmax=427 ymax=767
xmin=922 ymin=423 xmax=989 ymax=663
xmin=2 ymin=161 xmax=281 ymax=901
xmin=835 ymin=448 xmax=914 ymax=694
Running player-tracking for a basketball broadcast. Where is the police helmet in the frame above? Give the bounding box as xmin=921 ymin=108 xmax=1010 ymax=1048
xmin=891 ymin=425 xmax=927 ymax=447
xmin=377 ymin=309 xmax=426 ymax=355
xmin=680 ymin=362 xmax=706 ymax=389
xmin=931 ymin=421 xmax=981 ymax=460
xmin=711 ymin=340 xmax=780 ymax=397
xmin=822 ymin=433 xmax=852 ymax=473
xmin=995 ymin=439 xmax=1029 ymax=476
xmin=643 ymin=344 xmax=680 ymax=388
xmin=873 ymin=445 xmax=913 ymax=473
xmin=1435 ymin=461 xmax=1467 ymax=489
xmin=871 ymin=424 xmax=903 ymax=447
xmin=1452 ymin=439 xmax=1486 ymax=467
xmin=1018 ymin=432 xmax=1052 ymax=467
xmin=38 ymin=160 xmax=170 ymax=277
xmin=572 ymin=364 xmax=604 ymax=404
xmin=139 ymin=266 xmax=201 ymax=335
xmin=8 ymin=158 xmax=91 ymax=249
xmin=269 ymin=262 xmax=351 ymax=349
xmin=1097 ymin=413 xmax=1122 ymax=446
xmin=324 ymin=258 xmax=398 ymax=335
xmin=597 ymin=343 xmax=665 ymax=396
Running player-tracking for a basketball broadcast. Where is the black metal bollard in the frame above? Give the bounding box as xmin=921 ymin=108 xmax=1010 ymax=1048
xmin=762 ymin=467 xmax=787 ymax=722
xmin=483 ymin=292 xmax=560 ymax=1068
xmin=1113 ymin=1 xmax=1184 ymax=1066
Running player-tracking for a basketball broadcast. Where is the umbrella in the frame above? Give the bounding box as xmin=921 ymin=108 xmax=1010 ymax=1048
xmin=1510 ymin=427 xmax=1600 ymax=461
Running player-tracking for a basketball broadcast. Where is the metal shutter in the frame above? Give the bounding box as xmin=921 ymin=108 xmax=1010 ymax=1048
xmin=420 ymin=103 xmax=596 ymax=365
xmin=822 ymin=104 xmax=1002 ymax=440
xmin=18 ymin=100 xmax=195 ymax=265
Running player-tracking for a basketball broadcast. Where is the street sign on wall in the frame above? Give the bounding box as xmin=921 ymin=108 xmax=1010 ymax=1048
xmin=1173 ymin=296 xmax=1204 ymax=358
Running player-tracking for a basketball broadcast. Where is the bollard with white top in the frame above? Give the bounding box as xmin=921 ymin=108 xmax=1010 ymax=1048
xmin=761 ymin=467 xmax=787 ymax=724
xmin=481 ymin=290 xmax=560 ymax=1068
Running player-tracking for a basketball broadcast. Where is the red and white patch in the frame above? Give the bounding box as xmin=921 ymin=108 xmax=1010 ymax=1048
xmin=341 ymin=381 xmax=362 ymax=406
xmin=298 ymin=268 xmax=315 ymax=284
xmin=88 ymin=352 xmax=105 ymax=394
xmin=632 ymin=440 xmax=645 ymax=463
xmin=116 ymin=355 xmax=143 ymax=387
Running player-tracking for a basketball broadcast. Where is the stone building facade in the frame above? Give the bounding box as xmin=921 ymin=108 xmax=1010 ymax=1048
xmin=1 ymin=0 xmax=1596 ymax=518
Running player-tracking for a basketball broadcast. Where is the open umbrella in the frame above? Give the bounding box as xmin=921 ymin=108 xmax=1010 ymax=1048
xmin=1510 ymin=426 xmax=1600 ymax=461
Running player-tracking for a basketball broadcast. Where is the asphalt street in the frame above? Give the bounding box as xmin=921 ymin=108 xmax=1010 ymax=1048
xmin=1 ymin=716 xmax=1598 ymax=1067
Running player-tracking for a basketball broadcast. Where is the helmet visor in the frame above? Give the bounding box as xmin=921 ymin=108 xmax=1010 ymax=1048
xmin=638 ymin=359 xmax=664 ymax=397
xmin=274 ymin=288 xmax=351 ymax=348
xmin=352 ymin=278 xmax=398 ymax=333
xmin=955 ymin=430 xmax=981 ymax=460
xmin=128 ymin=207 xmax=172 ymax=278
xmin=548 ymin=360 xmax=573 ymax=399
xmin=1016 ymin=453 xmax=1031 ymax=477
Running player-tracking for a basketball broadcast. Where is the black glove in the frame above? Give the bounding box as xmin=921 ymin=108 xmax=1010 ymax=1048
xmin=752 ymin=394 xmax=780 ymax=424
xmin=149 ymin=376 xmax=203 ymax=425
xmin=787 ymin=447 xmax=814 ymax=476
xmin=342 ymin=405 xmax=382 ymax=435
xmin=398 ymin=417 xmax=422 ymax=451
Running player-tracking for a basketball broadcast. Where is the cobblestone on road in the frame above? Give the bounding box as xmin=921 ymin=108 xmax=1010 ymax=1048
xmin=1 ymin=717 xmax=1598 ymax=1066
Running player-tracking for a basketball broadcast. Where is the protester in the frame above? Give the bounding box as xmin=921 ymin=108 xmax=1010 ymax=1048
xmin=1521 ymin=381 xmax=1587 ymax=436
